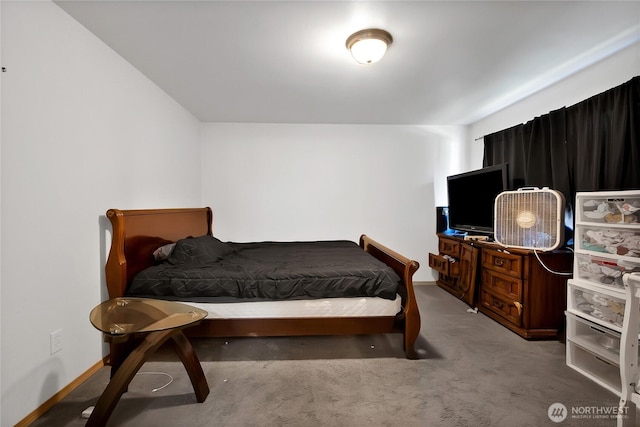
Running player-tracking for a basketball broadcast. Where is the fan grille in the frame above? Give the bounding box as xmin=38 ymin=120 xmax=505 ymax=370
xmin=494 ymin=189 xmax=564 ymax=250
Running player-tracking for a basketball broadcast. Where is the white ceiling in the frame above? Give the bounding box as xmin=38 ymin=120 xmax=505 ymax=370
xmin=54 ymin=0 xmax=640 ymax=125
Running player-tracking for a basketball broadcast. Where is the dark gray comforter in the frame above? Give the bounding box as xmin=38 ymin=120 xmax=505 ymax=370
xmin=127 ymin=236 xmax=401 ymax=302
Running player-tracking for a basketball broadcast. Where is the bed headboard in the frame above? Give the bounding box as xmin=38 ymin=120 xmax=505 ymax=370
xmin=105 ymin=207 xmax=213 ymax=299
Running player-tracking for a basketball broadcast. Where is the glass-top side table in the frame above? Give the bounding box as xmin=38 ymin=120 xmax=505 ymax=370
xmin=90 ymin=297 xmax=208 ymax=335
xmin=87 ymin=298 xmax=210 ymax=427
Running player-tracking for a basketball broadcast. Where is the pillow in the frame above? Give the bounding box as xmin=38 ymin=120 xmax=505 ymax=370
xmin=167 ymin=235 xmax=234 ymax=265
xmin=153 ymin=242 xmax=176 ymax=261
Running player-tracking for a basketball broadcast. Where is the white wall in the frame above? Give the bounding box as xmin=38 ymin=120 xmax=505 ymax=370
xmin=201 ymin=123 xmax=466 ymax=282
xmin=0 ymin=1 xmax=201 ymax=425
xmin=469 ymin=42 xmax=640 ymax=153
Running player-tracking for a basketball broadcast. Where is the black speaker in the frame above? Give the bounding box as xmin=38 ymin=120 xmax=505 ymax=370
xmin=436 ymin=206 xmax=449 ymax=232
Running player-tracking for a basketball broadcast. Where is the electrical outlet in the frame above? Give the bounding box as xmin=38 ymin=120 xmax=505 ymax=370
xmin=50 ymin=329 xmax=63 ymax=354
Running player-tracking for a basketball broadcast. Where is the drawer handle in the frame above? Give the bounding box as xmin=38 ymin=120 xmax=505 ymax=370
xmin=444 ymin=244 xmax=453 ymax=251
xmin=513 ymin=301 xmax=523 ymax=315
xmin=588 ymin=325 xmax=607 ymax=335
xmin=493 ymin=299 xmax=505 ymax=309
xmin=494 ymin=259 xmax=505 ymax=266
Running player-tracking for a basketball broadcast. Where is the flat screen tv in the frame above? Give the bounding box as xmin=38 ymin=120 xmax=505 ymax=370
xmin=446 ymin=163 xmax=509 ymax=235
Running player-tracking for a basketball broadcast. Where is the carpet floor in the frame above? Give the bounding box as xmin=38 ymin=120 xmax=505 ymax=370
xmin=31 ymin=284 xmax=623 ymax=426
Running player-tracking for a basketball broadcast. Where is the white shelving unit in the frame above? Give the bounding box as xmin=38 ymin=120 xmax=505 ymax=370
xmin=566 ymin=190 xmax=640 ymax=402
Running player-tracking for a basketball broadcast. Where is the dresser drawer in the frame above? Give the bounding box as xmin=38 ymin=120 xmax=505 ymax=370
xmin=481 ymin=268 xmax=522 ymax=301
xmin=567 ymin=281 xmax=625 ymax=329
xmin=577 ymin=193 xmax=640 ymax=224
xmin=574 ymin=252 xmax=640 ymax=291
xmin=566 ymin=340 xmax=621 ymax=395
xmin=479 ymin=289 xmax=522 ymax=326
xmin=438 ymin=237 xmax=460 ymax=258
xmin=482 ymin=248 xmax=523 ymax=278
xmin=576 ymin=225 xmax=640 ymax=258
xmin=429 ymin=253 xmax=460 ymax=277
xmin=566 ymin=312 xmax=626 ymax=363
xmin=438 ymin=273 xmax=457 ymax=290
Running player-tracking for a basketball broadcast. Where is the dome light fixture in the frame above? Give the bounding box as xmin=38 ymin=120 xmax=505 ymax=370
xmin=345 ymin=28 xmax=393 ymax=64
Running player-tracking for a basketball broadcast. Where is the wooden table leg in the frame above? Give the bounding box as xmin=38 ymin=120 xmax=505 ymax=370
xmin=170 ymin=331 xmax=209 ymax=402
xmin=108 ymin=335 xmax=139 ymax=379
xmin=87 ymin=329 xmax=209 ymax=427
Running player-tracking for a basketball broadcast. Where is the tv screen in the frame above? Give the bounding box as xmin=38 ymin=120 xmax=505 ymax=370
xmin=446 ymin=164 xmax=509 ymax=234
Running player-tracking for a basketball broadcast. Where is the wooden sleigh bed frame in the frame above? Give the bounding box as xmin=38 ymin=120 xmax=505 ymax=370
xmin=105 ymin=207 xmax=421 ymax=359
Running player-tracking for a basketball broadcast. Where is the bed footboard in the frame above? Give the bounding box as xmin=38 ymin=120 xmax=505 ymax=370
xmin=360 ymin=235 xmax=421 ymax=359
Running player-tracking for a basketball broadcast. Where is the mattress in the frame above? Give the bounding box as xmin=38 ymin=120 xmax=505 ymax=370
xmin=185 ymin=293 xmax=402 ymax=319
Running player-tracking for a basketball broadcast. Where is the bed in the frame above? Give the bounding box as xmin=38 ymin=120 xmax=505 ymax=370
xmin=105 ymin=207 xmax=421 ymax=359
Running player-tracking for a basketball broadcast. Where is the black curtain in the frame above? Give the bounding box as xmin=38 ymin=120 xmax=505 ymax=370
xmin=483 ymin=123 xmax=527 ymax=189
xmin=565 ymin=77 xmax=640 ymax=192
xmin=483 ymin=76 xmax=640 ymax=229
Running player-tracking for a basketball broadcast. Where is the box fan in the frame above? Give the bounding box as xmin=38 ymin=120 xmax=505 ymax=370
xmin=494 ymin=187 xmax=565 ymax=251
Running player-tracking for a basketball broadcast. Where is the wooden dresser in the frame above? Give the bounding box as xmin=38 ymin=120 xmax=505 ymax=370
xmin=429 ymin=234 xmax=573 ymax=339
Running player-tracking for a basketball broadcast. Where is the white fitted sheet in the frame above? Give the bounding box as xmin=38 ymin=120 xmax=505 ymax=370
xmin=187 ymin=294 xmax=402 ymax=319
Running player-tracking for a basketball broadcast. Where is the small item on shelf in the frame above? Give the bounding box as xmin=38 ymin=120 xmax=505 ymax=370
xmin=599 ymin=335 xmax=620 ymax=351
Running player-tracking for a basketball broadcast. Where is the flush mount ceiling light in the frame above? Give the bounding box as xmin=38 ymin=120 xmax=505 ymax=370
xmin=345 ymin=28 xmax=393 ymax=64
